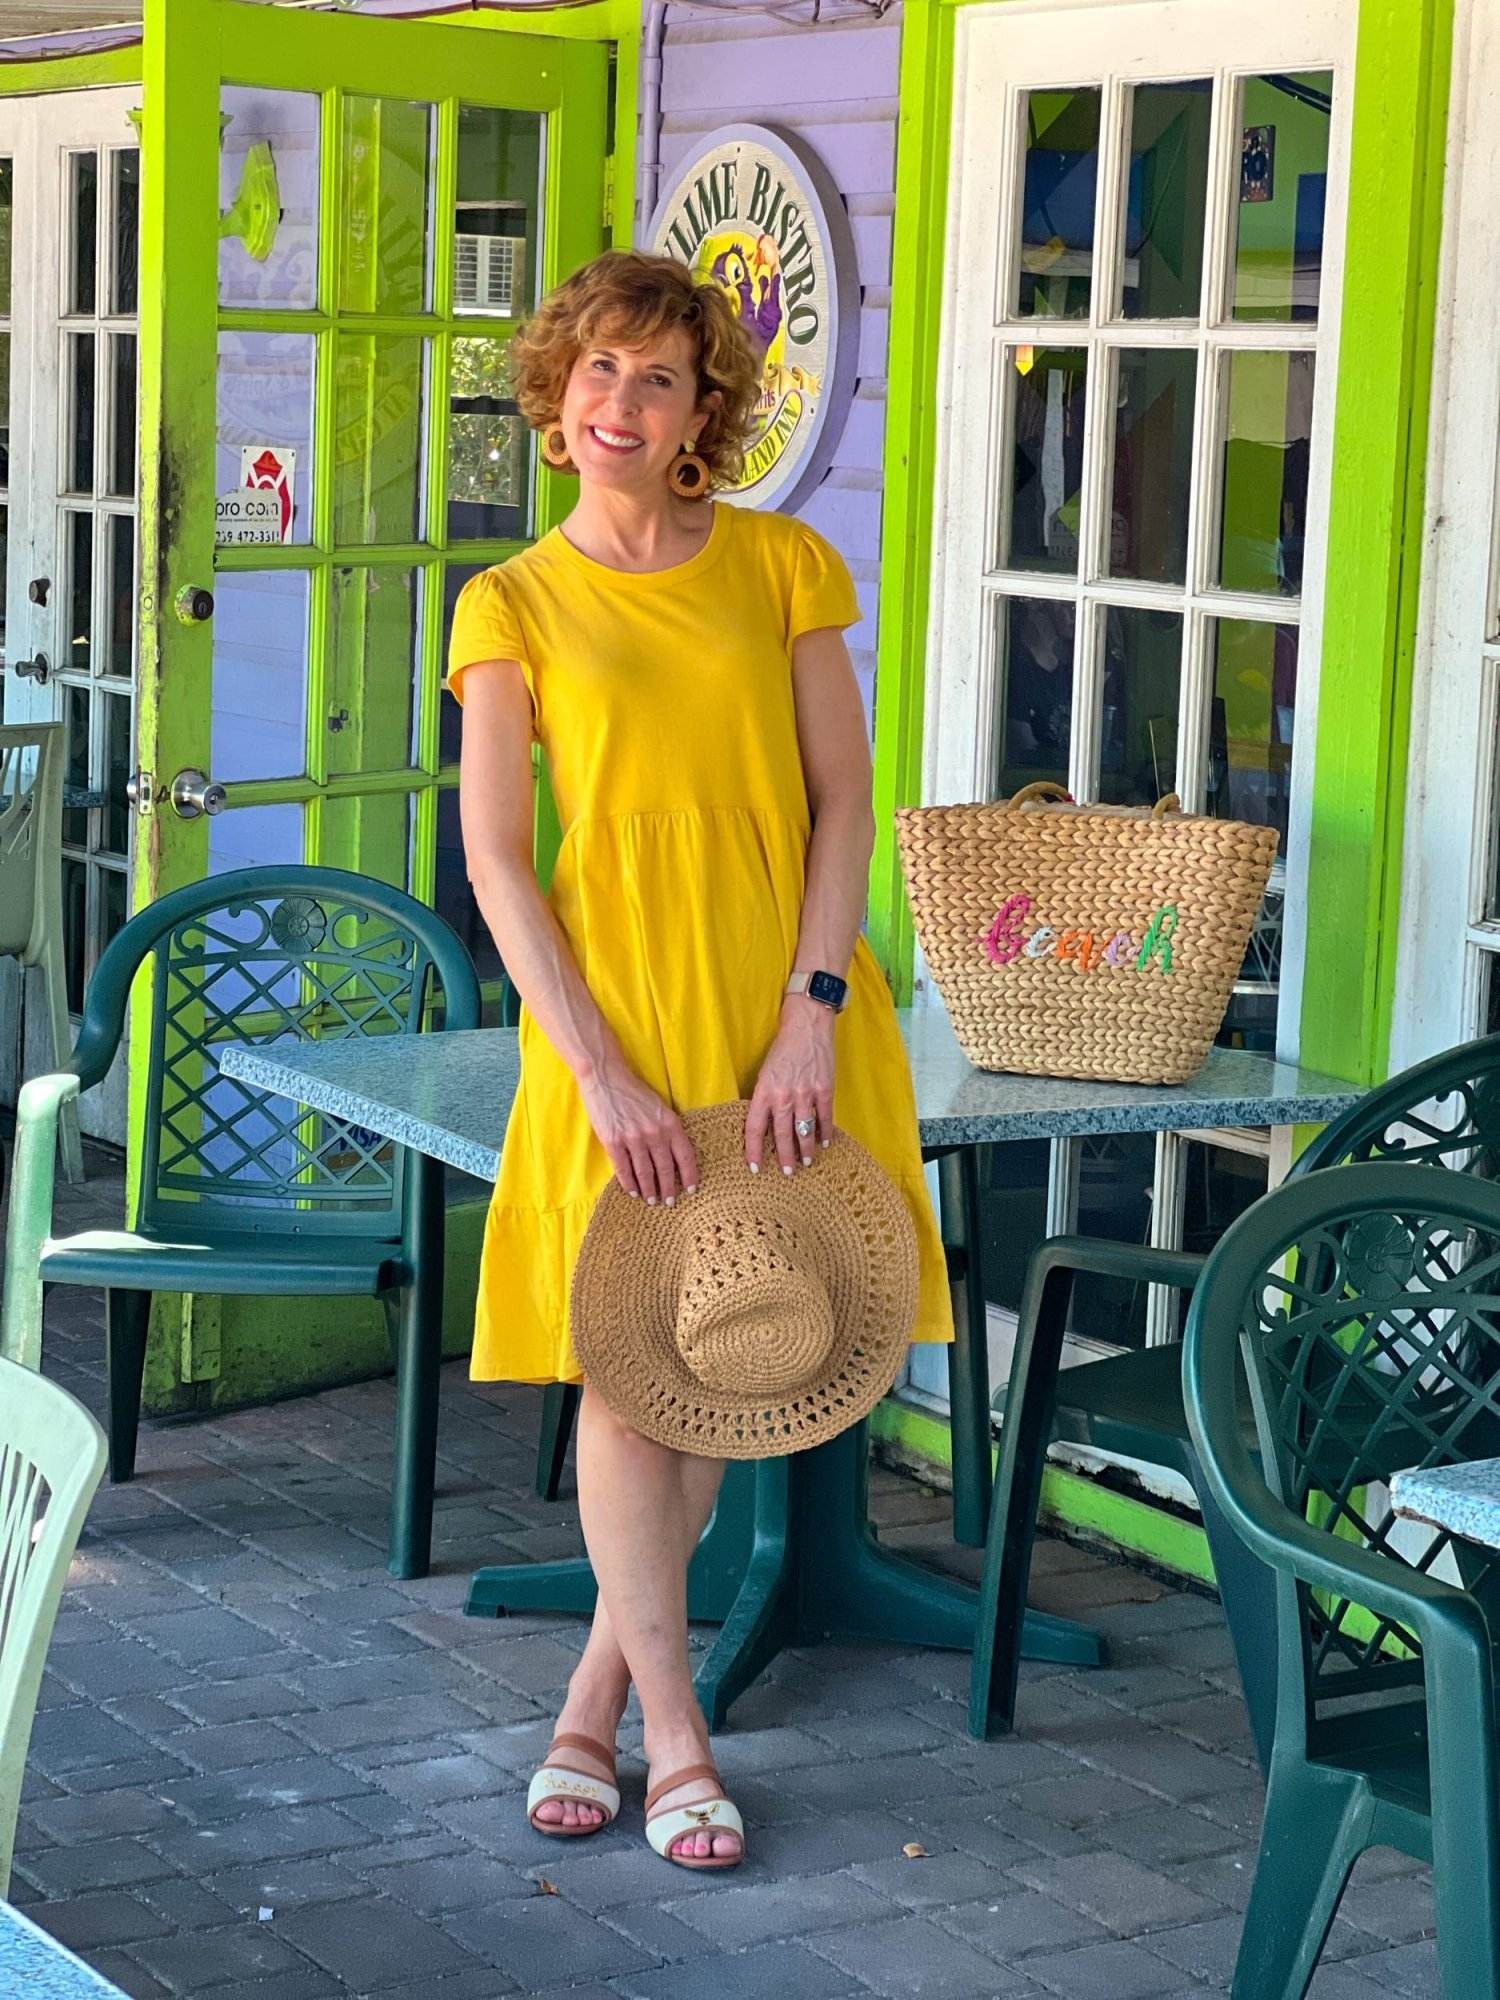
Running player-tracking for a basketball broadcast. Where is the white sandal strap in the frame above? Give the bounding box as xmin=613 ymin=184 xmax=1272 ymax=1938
xmin=645 ymin=1796 xmax=744 ymax=1858
xmin=527 ymin=1764 xmax=620 ymax=1824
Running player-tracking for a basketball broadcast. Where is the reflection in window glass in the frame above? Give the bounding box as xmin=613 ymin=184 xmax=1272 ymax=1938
xmin=108 ymin=516 xmax=134 ymax=678
xmin=0 ymin=503 xmax=7 ymax=657
xmin=69 ymin=333 xmax=96 ymax=494
xmin=436 ymin=782 xmax=502 ymax=981
xmin=320 ymin=793 xmax=412 ymax=892
xmin=440 ymin=561 xmax=491 ymax=764
xmin=102 ymin=693 xmax=132 ymax=857
xmin=219 ymin=87 xmax=320 ymax=309
xmin=1232 ymin=72 xmax=1332 ymax=324
xmin=326 ymin=567 xmax=419 ymax=779
xmin=1177 ymin=1145 xmax=1271 ymax=1331
xmin=1071 ymin=1134 xmax=1156 ymax=1347
xmin=1122 ymin=82 xmax=1211 ymax=319
xmin=455 ymin=105 xmax=542 ymax=318
xmin=70 ymin=152 xmax=98 ymax=314
xmin=1099 ymin=606 xmax=1182 ymax=808
xmin=1109 ymin=349 xmax=1196 ymax=584
xmin=1216 ymin=350 xmax=1313 ymax=595
xmin=449 ymin=338 xmax=529 ymax=541
xmin=112 ymin=150 xmax=140 ymax=315
xmin=216 ymin=331 xmax=314 ymax=543
xmin=61 ymin=684 xmax=90 ymax=847
xmin=210 ymin=570 xmax=310 ymax=783
xmin=332 ymin=335 xmax=426 ymax=546
xmin=977 ymin=1141 xmax=1048 ymax=1319
xmin=992 ymin=595 xmax=1075 ymax=797
xmin=98 ymin=864 xmax=128 ymax=962
xmin=1005 ymin=347 xmax=1087 ymax=574
xmin=0 ymin=159 xmax=11 ymax=309
xmin=1016 ymin=88 xmax=1100 ymax=320
xmin=0 ymin=332 xmax=9 ymax=486
xmin=1210 ymin=618 xmax=1297 ymax=848
xmin=68 ymin=512 xmax=92 ymax=674
xmin=62 ymin=858 xmax=87 ymax=1012
xmin=110 ymin=332 xmax=137 ymax=497
xmin=208 ymin=802 xmax=305 ymax=878
xmin=339 ymin=97 xmax=433 ymax=316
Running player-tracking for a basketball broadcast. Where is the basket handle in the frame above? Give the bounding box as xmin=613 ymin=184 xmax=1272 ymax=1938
xmin=1003 ymin=781 xmax=1073 ymax=812
xmin=1151 ymin=793 xmax=1183 ymax=819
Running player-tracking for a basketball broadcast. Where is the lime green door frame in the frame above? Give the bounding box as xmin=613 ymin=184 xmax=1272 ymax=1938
xmin=870 ymin=0 xmax=1455 ymax=1099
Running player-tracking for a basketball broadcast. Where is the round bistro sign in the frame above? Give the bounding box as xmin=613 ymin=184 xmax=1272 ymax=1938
xmin=648 ymin=124 xmax=858 ymax=514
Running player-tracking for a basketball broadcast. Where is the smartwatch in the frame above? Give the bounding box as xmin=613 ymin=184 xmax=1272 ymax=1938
xmin=785 ymin=969 xmax=849 ymax=1013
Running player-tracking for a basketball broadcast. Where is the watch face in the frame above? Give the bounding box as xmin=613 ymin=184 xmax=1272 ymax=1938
xmin=808 ymin=970 xmax=847 ymax=1008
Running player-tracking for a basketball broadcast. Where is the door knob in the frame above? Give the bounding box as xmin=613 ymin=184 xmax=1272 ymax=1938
xmin=13 ymin=652 xmax=49 ymax=684
xmin=169 ymin=768 xmax=228 ymax=819
xmin=27 ymin=577 xmax=50 ymax=606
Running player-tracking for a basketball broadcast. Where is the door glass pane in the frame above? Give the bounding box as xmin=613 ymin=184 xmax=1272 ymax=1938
xmin=441 ymin=561 xmax=490 ymax=765
xmin=436 ymin=782 xmax=501 ymax=980
xmin=449 ymin=337 xmax=529 ymax=541
xmin=219 ymin=87 xmax=320 ymax=309
xmin=332 ymin=335 xmax=426 ymax=546
xmin=60 ymin=684 xmax=90 ymax=845
xmin=339 ymin=97 xmax=433 ymax=315
xmin=68 ymin=332 xmax=96 ymax=494
xmin=1122 ymin=82 xmax=1211 ymax=319
xmin=211 ymin=569 xmax=310 ymax=782
xmin=69 ymin=151 xmax=97 ymax=315
xmin=0 ymin=333 xmax=9 ymax=485
xmin=107 ymin=516 xmax=134 ymax=677
xmin=1016 ymin=88 xmax=1101 ymax=320
xmin=455 ymin=105 xmax=542 ymax=319
xmin=1215 ymin=350 xmax=1313 ymax=596
xmin=67 ymin=512 xmax=92 ymax=674
xmin=112 ymin=149 xmax=139 ymax=314
xmin=0 ymin=158 xmax=11 ymax=308
xmin=1070 ymin=1133 xmax=1155 ymax=1347
xmin=1004 ymin=347 xmax=1087 ymax=574
xmin=326 ymin=567 xmax=419 ymax=778
xmin=217 ymin=332 xmax=315 ymax=545
xmin=1231 ymin=73 xmax=1332 ymax=324
xmin=1210 ymin=617 xmax=1298 ymax=849
xmin=62 ymin=858 xmax=86 ymax=1012
xmin=102 ymin=690 xmax=132 ymax=856
xmin=0 ymin=503 xmax=7 ymax=657
xmin=1109 ymin=350 xmax=1196 ymax=585
xmin=97 ymin=865 xmax=127 ymax=962
xmin=1100 ymin=606 xmax=1182 ymax=807
xmin=109 ymin=332 xmax=137 ymax=497
xmin=993 ymin=595 xmax=1074 ymax=796
xmin=1179 ymin=1145 xmax=1271 ymax=1325
xmin=209 ymin=803 xmax=304 ymax=878
xmin=320 ymin=793 xmax=412 ymax=892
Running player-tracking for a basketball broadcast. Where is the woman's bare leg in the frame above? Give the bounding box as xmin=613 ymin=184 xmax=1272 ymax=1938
xmin=533 ymin=1391 xmax=727 ymax=1848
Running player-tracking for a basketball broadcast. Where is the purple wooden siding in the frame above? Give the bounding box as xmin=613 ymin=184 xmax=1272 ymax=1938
xmin=643 ymin=0 xmax=903 ymax=731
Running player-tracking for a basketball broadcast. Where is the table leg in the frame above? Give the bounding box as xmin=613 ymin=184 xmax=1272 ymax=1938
xmin=934 ymin=1144 xmax=994 ymax=1548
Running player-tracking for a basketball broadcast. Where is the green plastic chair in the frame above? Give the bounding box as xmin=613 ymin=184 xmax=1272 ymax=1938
xmin=0 ymin=866 xmax=481 ymax=1579
xmin=0 ymin=724 xmax=83 ymax=1186
xmin=1183 ymin=1162 xmax=1500 ymax=1999
xmin=0 ymin=1354 xmax=107 ymax=1897
xmin=970 ymin=1029 xmax=1500 ymax=1756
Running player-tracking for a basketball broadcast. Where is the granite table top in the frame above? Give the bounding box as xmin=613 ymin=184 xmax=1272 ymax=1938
xmin=1391 ymin=1460 xmax=1500 ymax=1552
xmin=0 ymin=1899 xmax=129 ymax=1997
xmin=220 ymin=1006 xmax=1362 ymax=1184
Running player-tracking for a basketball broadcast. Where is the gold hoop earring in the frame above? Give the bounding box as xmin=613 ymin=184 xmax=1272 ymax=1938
xmin=539 ymin=423 xmax=576 ymax=474
xmin=668 ymin=443 xmax=710 ymax=501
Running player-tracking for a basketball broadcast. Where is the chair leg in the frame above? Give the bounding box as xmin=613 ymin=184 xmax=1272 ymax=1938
xmin=1231 ymin=1764 xmax=1372 ymax=2000
xmin=40 ymin=943 xmax=84 ymax=1186
xmin=105 ymin=1288 xmax=152 ymax=1483
xmin=535 ymin=1382 xmax=580 ymax=1500
xmin=969 ymin=1252 xmax=1075 ymax=1738
xmin=1188 ymin=1451 xmax=1279 ymax=1776
xmin=1429 ymin=1654 xmax=1500 ymax=1997
xmin=388 ymin=1153 xmax=444 ymax=1580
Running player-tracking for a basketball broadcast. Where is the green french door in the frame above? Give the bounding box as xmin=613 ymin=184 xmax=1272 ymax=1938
xmin=135 ymin=0 xmax=606 ymax=1065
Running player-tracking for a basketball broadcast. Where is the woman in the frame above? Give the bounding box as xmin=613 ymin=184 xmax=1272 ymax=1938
xmin=450 ymin=249 xmax=953 ymax=1870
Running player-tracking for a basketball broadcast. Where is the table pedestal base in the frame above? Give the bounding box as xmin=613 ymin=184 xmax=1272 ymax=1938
xmin=465 ymin=1423 xmax=1103 ymax=1726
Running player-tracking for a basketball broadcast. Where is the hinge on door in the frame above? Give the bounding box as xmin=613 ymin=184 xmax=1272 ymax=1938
xmin=602 ymin=154 xmax=616 ymax=235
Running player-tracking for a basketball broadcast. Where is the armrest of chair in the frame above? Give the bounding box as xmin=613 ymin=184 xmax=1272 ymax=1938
xmin=1 ymin=1072 xmax=80 ymax=1369
xmin=1028 ymin=1233 xmax=1208 ymax=1294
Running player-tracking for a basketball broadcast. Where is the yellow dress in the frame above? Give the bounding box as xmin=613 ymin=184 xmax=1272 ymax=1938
xmin=447 ymin=501 xmax=954 ymax=1383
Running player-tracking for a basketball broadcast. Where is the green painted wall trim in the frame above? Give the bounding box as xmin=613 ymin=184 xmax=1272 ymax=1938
xmin=868 ymin=1395 xmax=1216 ymax=1588
xmin=0 ymin=46 xmax=140 ymax=93
xmin=1299 ymin=0 xmax=1455 ymax=1085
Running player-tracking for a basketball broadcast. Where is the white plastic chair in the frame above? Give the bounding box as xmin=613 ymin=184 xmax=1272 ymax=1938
xmin=0 ymin=1355 xmax=106 ymax=1895
xmin=0 ymin=725 xmax=83 ymax=1184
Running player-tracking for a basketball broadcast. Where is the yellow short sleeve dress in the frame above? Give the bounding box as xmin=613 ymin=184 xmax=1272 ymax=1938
xmin=447 ymin=501 xmax=954 ymax=1383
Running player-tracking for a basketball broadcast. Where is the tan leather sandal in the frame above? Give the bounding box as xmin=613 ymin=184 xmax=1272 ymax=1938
xmin=526 ymin=1730 xmax=620 ymax=1837
xmin=644 ymin=1760 xmax=745 ymax=1870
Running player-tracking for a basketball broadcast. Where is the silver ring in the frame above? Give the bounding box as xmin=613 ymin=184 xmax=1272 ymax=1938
xmin=795 ymin=1117 xmax=816 ymax=1138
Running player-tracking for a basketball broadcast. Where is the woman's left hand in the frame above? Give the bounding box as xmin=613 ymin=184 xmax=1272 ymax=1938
xmin=745 ymin=998 xmax=837 ymax=1175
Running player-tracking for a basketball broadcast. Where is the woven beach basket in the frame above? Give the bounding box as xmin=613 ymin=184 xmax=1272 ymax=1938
xmin=894 ymin=782 xmax=1280 ymax=1086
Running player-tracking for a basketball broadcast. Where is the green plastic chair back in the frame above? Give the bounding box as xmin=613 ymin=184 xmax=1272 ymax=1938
xmin=1296 ymin=1028 xmax=1500 ymax=1178
xmin=71 ymin=866 xmax=483 ymax=1246
xmin=0 ymin=1355 xmax=106 ymax=1897
xmin=1184 ymin=1161 xmax=1500 ymax=1997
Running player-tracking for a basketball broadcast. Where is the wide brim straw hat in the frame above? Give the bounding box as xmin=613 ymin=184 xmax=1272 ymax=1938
xmin=570 ymin=1101 xmax=920 ymax=1459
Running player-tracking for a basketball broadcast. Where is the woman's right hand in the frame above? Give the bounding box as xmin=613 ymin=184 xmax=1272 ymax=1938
xmin=578 ymin=1063 xmax=699 ymax=1207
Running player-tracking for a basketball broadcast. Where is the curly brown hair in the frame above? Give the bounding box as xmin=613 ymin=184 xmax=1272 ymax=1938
xmin=510 ymin=249 xmax=763 ymax=490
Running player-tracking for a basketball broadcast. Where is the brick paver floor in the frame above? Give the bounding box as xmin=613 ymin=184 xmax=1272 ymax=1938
xmin=7 ymin=1136 xmax=1436 ymax=1997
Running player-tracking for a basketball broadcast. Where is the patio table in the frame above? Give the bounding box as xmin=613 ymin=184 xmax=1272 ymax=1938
xmin=223 ymin=1007 xmax=1358 ymax=1726
xmin=1392 ymin=1460 xmax=1500 ymax=1551
xmin=0 ymin=1898 xmax=130 ymax=1997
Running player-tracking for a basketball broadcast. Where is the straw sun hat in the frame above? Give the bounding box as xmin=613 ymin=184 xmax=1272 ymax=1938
xmin=570 ymin=1101 xmax=920 ymax=1458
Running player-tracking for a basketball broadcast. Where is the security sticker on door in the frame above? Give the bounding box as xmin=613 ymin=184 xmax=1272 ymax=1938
xmin=215 ymin=490 xmax=282 ymax=547
xmin=239 ymin=444 xmax=297 ymax=543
